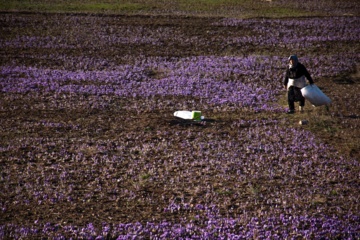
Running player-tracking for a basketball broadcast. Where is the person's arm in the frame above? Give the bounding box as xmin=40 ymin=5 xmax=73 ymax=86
xmin=302 ymin=65 xmax=314 ymax=84
xmin=283 ymin=68 xmax=289 ymax=89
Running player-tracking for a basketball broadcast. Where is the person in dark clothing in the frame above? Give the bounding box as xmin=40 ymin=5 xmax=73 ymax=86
xmin=283 ymin=55 xmax=314 ymax=114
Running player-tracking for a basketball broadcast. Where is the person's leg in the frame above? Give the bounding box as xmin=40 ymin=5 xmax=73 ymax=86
xmin=298 ymin=89 xmax=305 ymax=112
xmin=299 ymin=96 xmax=305 ymax=107
xmin=287 ymin=86 xmax=295 ymax=113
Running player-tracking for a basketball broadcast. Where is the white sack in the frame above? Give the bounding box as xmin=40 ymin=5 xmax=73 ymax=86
xmin=174 ymin=110 xmax=203 ymax=121
xmin=301 ymin=84 xmax=331 ymax=106
xmin=174 ymin=111 xmax=193 ymax=119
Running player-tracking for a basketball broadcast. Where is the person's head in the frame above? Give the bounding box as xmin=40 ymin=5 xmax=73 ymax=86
xmin=288 ymin=55 xmax=298 ymax=69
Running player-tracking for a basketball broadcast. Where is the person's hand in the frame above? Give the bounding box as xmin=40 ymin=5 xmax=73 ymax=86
xmin=284 ymin=85 xmax=287 ymax=90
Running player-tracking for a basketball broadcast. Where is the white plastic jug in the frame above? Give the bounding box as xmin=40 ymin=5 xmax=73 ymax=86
xmin=301 ymin=84 xmax=331 ymax=106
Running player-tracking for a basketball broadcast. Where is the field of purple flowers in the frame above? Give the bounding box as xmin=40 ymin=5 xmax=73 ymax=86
xmin=1 ymin=13 xmax=360 ymax=239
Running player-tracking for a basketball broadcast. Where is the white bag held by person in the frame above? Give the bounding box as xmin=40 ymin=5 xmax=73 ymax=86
xmin=300 ymin=84 xmax=331 ymax=106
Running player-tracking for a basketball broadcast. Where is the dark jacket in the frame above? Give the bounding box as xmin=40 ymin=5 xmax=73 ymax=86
xmin=284 ymin=62 xmax=314 ymax=86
